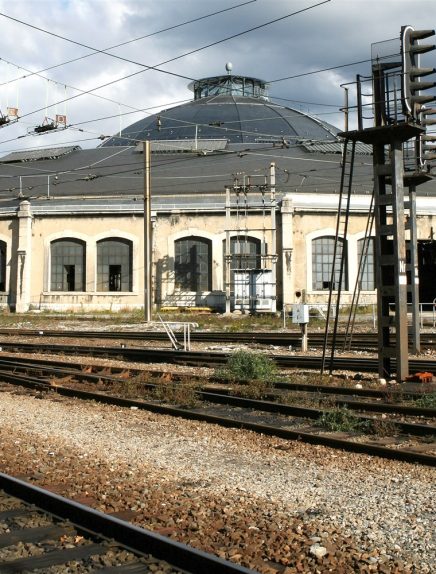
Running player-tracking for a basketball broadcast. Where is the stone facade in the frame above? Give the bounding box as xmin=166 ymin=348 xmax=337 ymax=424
xmin=0 ymin=192 xmax=435 ymax=313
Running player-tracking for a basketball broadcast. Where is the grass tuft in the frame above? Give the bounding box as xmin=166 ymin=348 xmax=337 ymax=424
xmin=317 ymin=407 xmax=369 ymax=433
xmin=215 ymin=350 xmax=277 ymax=383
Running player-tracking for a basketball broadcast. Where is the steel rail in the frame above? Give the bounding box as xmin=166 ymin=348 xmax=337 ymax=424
xmin=0 ymin=472 xmax=255 ymax=574
xmin=1 ymin=371 xmax=434 ymax=467
xmin=195 ymin=391 xmax=435 ymax=437
xmin=0 ymin=353 xmax=432 ymax=401
xmin=0 ymin=365 xmax=433 ymax=431
xmin=0 ymin=357 xmax=433 ymax=418
xmin=202 ymin=387 xmax=436 ymax=419
xmin=0 ymin=328 xmax=435 ymax=349
xmin=0 ymin=340 xmax=436 ymax=373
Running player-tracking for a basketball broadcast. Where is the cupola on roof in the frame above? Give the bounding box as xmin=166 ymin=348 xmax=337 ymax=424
xmin=188 ymin=65 xmax=269 ymax=101
xmin=103 ymin=66 xmax=339 ymax=147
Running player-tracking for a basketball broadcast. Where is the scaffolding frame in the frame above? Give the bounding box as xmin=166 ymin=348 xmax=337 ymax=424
xmin=224 ymin=163 xmax=277 ymax=313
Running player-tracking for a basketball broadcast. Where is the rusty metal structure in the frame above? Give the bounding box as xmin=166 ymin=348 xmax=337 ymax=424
xmin=335 ymin=27 xmax=436 ymax=381
xmin=224 ymin=163 xmax=277 ymax=314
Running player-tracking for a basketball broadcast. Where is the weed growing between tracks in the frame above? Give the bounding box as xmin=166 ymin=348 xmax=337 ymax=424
xmin=413 ymin=393 xmax=436 ymax=409
xmin=317 ymin=408 xmax=407 ymax=438
xmin=283 ymin=391 xmax=337 ymax=410
xmin=215 ymin=350 xmax=277 ymax=383
xmin=287 ymin=371 xmax=337 ymax=387
xmin=317 ymin=407 xmax=370 ymax=433
xmin=152 ymin=380 xmax=201 ymax=408
xmin=215 ymin=350 xmax=278 ymax=399
xmin=369 ymin=418 xmax=399 ymax=437
xmin=110 ymin=374 xmax=202 ymax=408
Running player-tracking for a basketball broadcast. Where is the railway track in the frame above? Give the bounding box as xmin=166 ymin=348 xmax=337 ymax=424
xmin=1 ymin=361 xmax=434 ymax=467
xmin=0 ymin=339 xmax=436 ymax=373
xmin=0 ymin=352 xmax=431 ymax=402
xmin=0 ymin=328 xmax=436 ymax=350
xmin=0 ymin=472 xmax=253 ymax=574
xmin=0 ymin=355 xmax=433 ymax=427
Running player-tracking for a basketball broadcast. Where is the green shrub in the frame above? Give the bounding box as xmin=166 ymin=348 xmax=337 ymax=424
xmin=216 ymin=350 xmax=277 ymax=383
xmin=317 ymin=407 xmax=369 ymax=433
xmin=413 ymin=393 xmax=436 ymax=408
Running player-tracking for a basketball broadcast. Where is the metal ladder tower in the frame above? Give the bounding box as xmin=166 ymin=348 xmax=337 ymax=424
xmin=321 ymin=138 xmax=356 ymax=375
xmin=338 ymin=26 xmax=436 ymax=381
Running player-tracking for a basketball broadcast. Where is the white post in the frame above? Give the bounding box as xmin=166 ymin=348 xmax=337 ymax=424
xmin=15 ymin=201 xmax=32 ymax=312
xmin=144 ymin=141 xmax=152 ymax=322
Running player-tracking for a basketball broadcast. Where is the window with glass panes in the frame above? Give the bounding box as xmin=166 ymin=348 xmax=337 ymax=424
xmin=50 ymin=239 xmax=85 ymax=291
xmin=175 ymin=237 xmax=211 ymax=291
xmin=357 ymin=238 xmax=375 ymax=290
xmin=228 ymin=236 xmax=261 ymax=270
xmin=312 ymin=236 xmax=348 ymax=290
xmin=223 ymin=236 xmax=262 ymax=287
xmin=97 ymin=239 xmax=132 ymax=291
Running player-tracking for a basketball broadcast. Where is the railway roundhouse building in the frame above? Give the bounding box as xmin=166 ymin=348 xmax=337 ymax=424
xmin=1 ymin=71 xmax=435 ymax=313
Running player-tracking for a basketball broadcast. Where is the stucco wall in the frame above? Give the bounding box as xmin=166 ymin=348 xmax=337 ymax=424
xmin=0 ymin=194 xmax=435 ymax=313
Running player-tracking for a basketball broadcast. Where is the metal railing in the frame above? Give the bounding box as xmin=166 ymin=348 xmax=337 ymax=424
xmin=284 ymin=301 xmax=436 ymax=331
xmin=388 ymin=301 xmax=436 ymax=329
xmin=156 ymin=315 xmax=198 ymax=351
xmin=282 ymin=303 xmax=377 ymax=329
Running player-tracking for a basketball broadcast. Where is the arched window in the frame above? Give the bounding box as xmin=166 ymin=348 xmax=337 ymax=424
xmin=97 ymin=238 xmax=132 ymax=292
xmin=226 ymin=236 xmax=262 ymax=271
xmin=312 ymin=236 xmax=348 ymax=290
xmin=357 ymin=237 xmax=375 ymax=290
xmin=0 ymin=241 xmax=6 ymax=292
xmin=223 ymin=236 xmax=262 ymax=288
xmin=175 ymin=236 xmax=211 ymax=291
xmin=51 ymin=239 xmax=85 ymax=292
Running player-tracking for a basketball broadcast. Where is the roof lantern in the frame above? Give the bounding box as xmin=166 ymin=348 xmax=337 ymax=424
xmin=188 ymin=64 xmax=269 ymax=101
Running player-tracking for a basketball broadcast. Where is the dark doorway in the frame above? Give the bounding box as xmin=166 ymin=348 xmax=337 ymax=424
xmin=109 ymin=265 xmax=122 ymax=291
xmin=418 ymin=240 xmax=436 ymax=308
xmin=64 ymin=265 xmax=76 ymax=292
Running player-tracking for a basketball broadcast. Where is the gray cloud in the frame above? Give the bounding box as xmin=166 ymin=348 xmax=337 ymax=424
xmin=0 ymin=0 xmax=434 ymax=153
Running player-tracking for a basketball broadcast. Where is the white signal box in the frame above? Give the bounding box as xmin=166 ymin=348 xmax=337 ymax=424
xmin=292 ymin=304 xmax=309 ymax=324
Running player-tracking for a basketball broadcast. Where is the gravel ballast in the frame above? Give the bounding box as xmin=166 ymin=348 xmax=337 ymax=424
xmin=0 ymin=389 xmax=434 ymax=573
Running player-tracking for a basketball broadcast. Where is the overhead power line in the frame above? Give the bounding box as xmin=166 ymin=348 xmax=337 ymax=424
xmin=0 ymin=0 xmax=332 ymax=123
xmin=0 ymin=1 xmax=257 ymax=88
xmin=268 ymin=49 xmax=405 ymax=84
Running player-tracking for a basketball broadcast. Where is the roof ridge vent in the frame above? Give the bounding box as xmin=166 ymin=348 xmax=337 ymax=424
xmin=0 ymin=145 xmax=81 ymax=163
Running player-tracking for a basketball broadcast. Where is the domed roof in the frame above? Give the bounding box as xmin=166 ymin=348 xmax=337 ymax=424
xmin=103 ymin=72 xmax=339 ymax=147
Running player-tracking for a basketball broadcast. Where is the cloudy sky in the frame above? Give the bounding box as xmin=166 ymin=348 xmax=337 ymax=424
xmin=0 ymin=0 xmax=434 ymax=156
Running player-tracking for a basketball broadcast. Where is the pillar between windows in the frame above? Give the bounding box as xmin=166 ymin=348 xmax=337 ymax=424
xmin=15 ymin=201 xmax=32 ymax=313
xmin=281 ymin=196 xmax=294 ymax=308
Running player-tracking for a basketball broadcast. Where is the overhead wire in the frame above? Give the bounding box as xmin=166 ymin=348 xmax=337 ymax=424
xmin=0 ymin=140 xmax=375 ymax=196
xmin=2 ymin=3 xmax=408 ymax=149
xmin=0 ymin=0 xmax=408 ymax=195
xmin=0 ymin=0 xmax=332 ymax=124
xmin=0 ymin=1 xmax=258 ymax=121
xmin=0 ymin=1 xmax=257 ymax=88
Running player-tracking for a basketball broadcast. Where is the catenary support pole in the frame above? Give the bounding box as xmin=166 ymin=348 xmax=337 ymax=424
xmin=144 ymin=140 xmax=152 ymax=322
